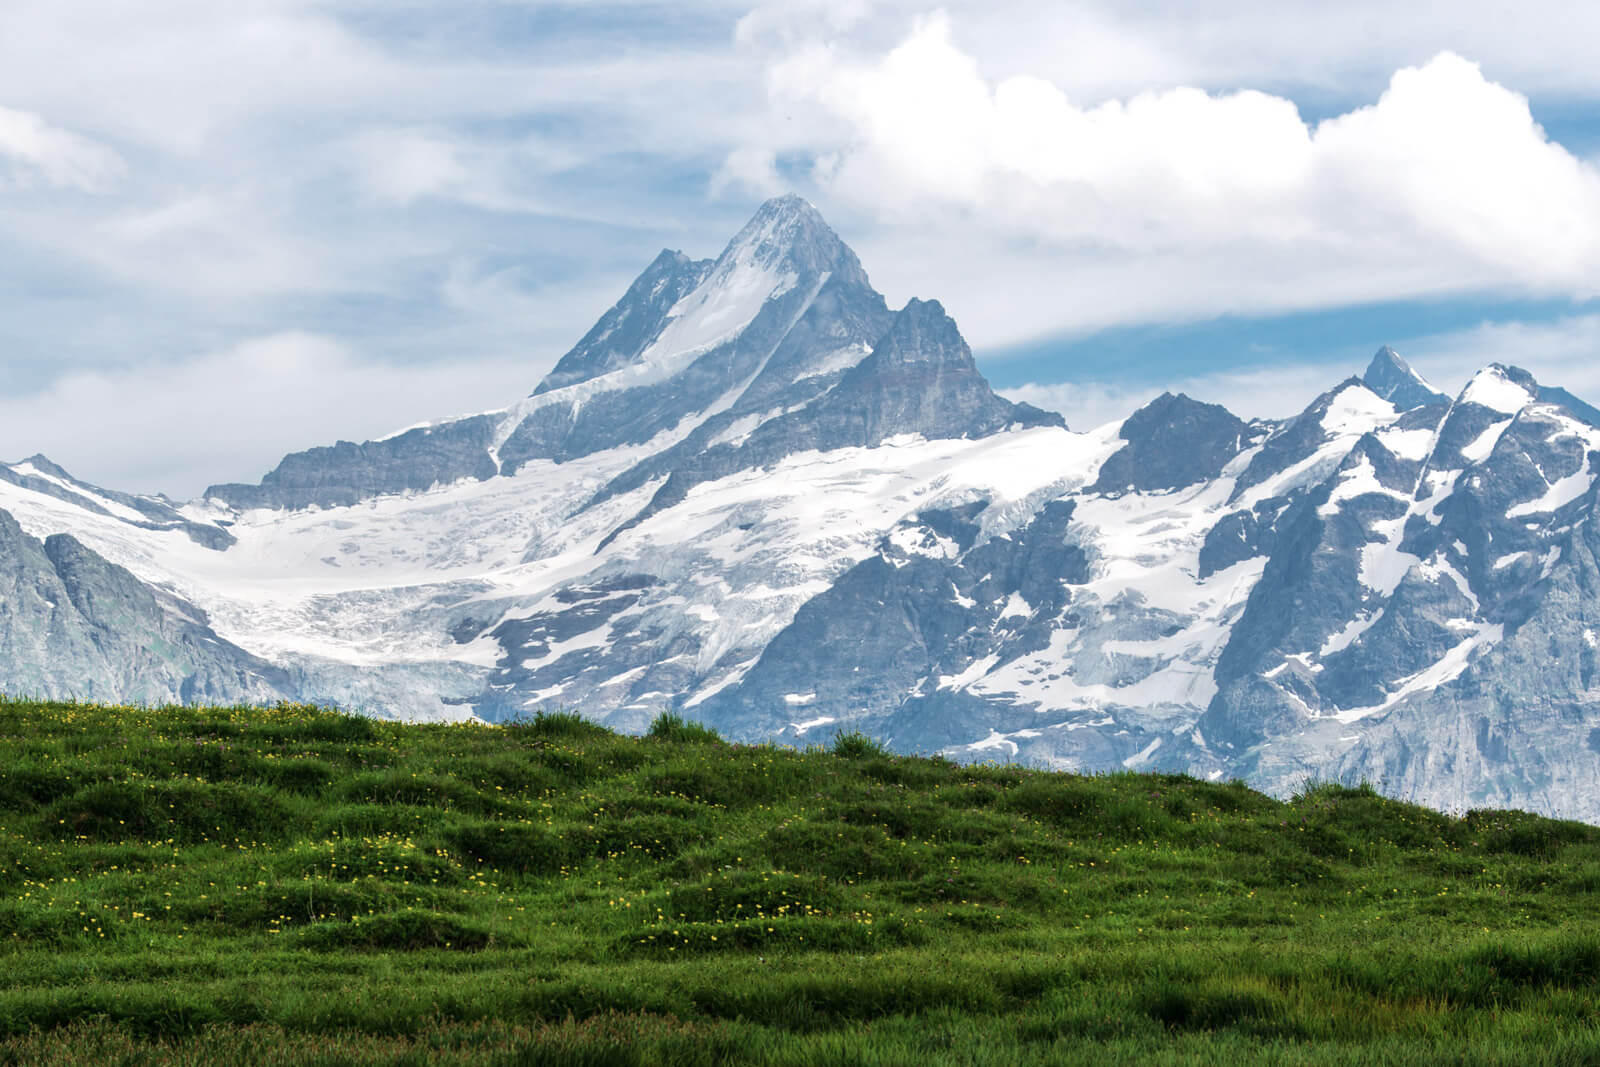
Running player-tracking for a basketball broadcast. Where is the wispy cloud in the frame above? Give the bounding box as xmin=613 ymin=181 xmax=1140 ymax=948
xmin=0 ymin=333 xmax=541 ymax=498
xmin=739 ymin=0 xmax=1600 ymax=103
xmin=0 ymin=105 xmax=123 ymax=190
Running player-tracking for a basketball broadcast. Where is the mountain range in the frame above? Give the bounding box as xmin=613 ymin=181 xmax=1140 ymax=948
xmin=4 ymin=195 xmax=1600 ymax=820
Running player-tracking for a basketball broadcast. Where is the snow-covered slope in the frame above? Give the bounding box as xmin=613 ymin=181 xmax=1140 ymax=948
xmin=5 ymin=197 xmax=1600 ymax=820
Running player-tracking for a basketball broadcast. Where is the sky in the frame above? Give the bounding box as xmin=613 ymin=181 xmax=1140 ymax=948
xmin=3 ymin=1 xmax=1600 ymax=497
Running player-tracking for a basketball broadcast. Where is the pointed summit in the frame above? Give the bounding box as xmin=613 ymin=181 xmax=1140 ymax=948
xmin=532 ymin=196 xmax=865 ymax=400
xmin=817 ymin=298 xmax=1064 ymax=441
xmin=713 ymin=194 xmax=871 ymax=290
xmin=859 ymin=298 xmax=968 ymax=370
xmin=1363 ymin=346 xmax=1447 ymax=411
xmin=1450 ymin=362 xmax=1600 ymax=428
xmin=732 ymin=194 xmax=833 ymax=246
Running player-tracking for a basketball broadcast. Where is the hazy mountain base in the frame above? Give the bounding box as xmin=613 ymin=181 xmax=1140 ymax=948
xmin=0 ymin=699 xmax=1597 ymax=1065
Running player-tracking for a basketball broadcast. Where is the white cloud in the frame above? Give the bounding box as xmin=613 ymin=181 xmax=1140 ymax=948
xmin=354 ymin=129 xmax=476 ymax=206
xmin=711 ymin=14 xmax=1600 ymax=352
xmin=758 ymin=17 xmax=1600 ymax=304
xmin=0 ymin=1 xmax=770 ymax=419
xmin=0 ymin=333 xmax=541 ymax=499
xmin=741 ymin=0 xmax=1600 ymax=103
xmin=345 ymin=127 xmax=592 ymax=213
xmin=0 ymin=105 xmax=124 ymax=190
xmin=710 ymin=146 xmax=784 ymax=199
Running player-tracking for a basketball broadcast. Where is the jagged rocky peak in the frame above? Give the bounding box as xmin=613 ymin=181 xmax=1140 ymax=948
xmin=656 ymin=193 xmax=877 ymax=358
xmin=522 ymin=196 xmax=876 ymax=416
xmin=723 ymin=193 xmax=868 ymax=284
xmin=1230 ymin=377 xmax=1394 ymax=499
xmin=1424 ymin=364 xmax=1538 ymax=472
xmin=833 ymin=298 xmax=1065 ymax=436
xmin=1444 ymin=362 xmax=1600 ymax=431
xmin=11 ymin=453 xmax=72 ymax=479
xmin=1362 ymin=346 xmax=1448 ymax=411
xmin=204 ymin=195 xmax=902 ymax=510
xmin=533 ymin=249 xmax=713 ymax=395
xmin=578 ymin=292 xmax=1054 ymax=533
xmin=528 ymin=195 xmax=871 ymax=400
xmin=869 ymin=298 xmax=966 ymax=367
xmin=1092 ymin=392 xmax=1249 ymax=493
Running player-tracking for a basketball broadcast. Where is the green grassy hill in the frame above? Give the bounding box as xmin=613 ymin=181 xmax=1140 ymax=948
xmin=0 ymin=699 xmax=1598 ymax=1065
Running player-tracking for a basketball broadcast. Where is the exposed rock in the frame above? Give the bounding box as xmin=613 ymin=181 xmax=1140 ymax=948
xmin=206 ymin=417 xmax=500 ymax=511
xmin=1091 ymin=393 xmax=1248 ymax=494
xmin=1 ymin=455 xmax=233 ymax=549
xmin=0 ymin=508 xmax=288 ymax=704
xmin=1362 ymin=346 xmax=1448 ymax=411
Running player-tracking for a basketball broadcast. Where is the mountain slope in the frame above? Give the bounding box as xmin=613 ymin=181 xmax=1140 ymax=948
xmin=1363 ymin=346 xmax=1449 ymax=410
xmin=1177 ymin=363 xmax=1600 ymax=817
xmin=0 ymin=507 xmax=287 ymax=704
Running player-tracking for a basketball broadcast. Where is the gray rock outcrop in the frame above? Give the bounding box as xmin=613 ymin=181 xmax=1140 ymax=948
xmin=0 ymin=508 xmax=288 ymax=704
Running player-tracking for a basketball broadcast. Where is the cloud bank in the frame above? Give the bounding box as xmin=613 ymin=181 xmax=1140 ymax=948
xmin=732 ymin=15 xmax=1600 ymax=343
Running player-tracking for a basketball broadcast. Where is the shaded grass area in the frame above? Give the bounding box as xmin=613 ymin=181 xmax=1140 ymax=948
xmin=0 ymin=698 xmax=1597 ymax=1064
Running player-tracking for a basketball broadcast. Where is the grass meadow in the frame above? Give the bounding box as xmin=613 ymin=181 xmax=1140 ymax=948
xmin=0 ymin=698 xmax=1596 ymax=1064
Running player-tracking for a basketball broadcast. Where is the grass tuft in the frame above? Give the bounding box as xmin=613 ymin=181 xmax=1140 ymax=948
xmin=647 ymin=713 xmax=723 ymax=744
xmin=829 ymin=731 xmax=888 ymax=759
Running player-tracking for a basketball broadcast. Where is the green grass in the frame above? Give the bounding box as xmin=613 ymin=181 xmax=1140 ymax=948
xmin=0 ymin=698 xmax=1596 ymax=1064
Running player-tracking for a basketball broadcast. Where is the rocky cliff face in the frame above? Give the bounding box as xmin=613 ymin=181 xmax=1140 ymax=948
xmin=533 ymin=249 xmax=714 ymax=396
xmin=1170 ymin=362 xmax=1600 ymax=819
xmin=0 ymin=508 xmax=287 ymax=704
xmin=1363 ymin=346 xmax=1449 ymax=411
xmin=5 ymin=197 xmax=1600 ymax=821
xmin=204 ymin=417 xmax=502 ymax=512
xmin=1091 ymin=393 xmax=1254 ymax=494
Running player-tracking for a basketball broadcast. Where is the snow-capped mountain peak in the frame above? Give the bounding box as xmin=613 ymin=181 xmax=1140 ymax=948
xmin=1458 ymin=363 xmax=1540 ymax=415
xmin=206 ymin=197 xmax=889 ymax=510
xmin=719 ymin=194 xmax=862 ymax=279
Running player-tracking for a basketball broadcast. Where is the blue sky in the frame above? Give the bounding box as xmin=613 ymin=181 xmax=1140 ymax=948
xmin=3 ymin=0 xmax=1600 ymax=494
